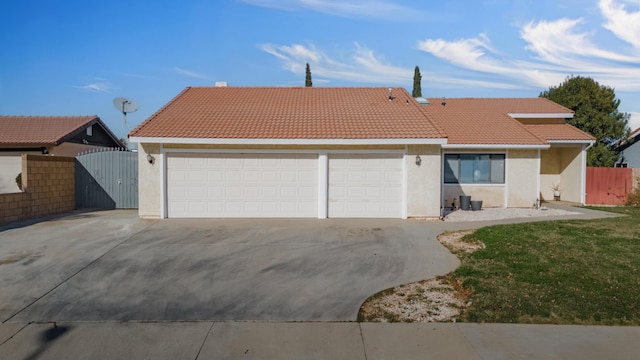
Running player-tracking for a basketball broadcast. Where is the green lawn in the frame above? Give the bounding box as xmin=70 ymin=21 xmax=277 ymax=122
xmin=455 ymin=206 xmax=640 ymax=325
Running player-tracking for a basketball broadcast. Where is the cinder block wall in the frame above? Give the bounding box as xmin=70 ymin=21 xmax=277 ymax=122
xmin=0 ymin=154 xmax=75 ymax=226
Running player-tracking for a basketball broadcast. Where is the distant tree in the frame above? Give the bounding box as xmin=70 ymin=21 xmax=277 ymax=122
xmin=540 ymin=76 xmax=629 ymax=167
xmin=412 ymin=66 xmax=422 ymax=98
xmin=305 ymin=63 xmax=312 ymax=87
xmin=119 ymin=137 xmax=128 ymax=149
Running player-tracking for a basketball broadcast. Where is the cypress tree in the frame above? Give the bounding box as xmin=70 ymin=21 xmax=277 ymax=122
xmin=305 ymin=63 xmax=313 ymax=87
xmin=412 ymin=66 xmax=422 ymax=97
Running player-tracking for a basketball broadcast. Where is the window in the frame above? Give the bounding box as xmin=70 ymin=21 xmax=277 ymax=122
xmin=444 ymin=154 xmax=505 ymax=184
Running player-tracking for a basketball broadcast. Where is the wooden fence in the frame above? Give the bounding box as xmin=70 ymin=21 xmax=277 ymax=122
xmin=585 ymin=167 xmax=639 ymax=205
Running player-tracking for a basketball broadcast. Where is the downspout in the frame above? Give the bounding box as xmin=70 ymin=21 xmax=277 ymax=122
xmin=440 ymin=147 xmax=445 ymax=220
xmin=581 ymin=141 xmax=595 ymax=205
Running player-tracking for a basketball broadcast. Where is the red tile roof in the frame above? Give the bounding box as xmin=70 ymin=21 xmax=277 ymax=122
xmin=129 ymin=87 xmax=447 ymax=140
xmin=0 ymin=116 xmax=105 ymax=146
xmin=421 ymin=98 xmax=590 ymax=145
xmin=523 ymin=123 xmax=595 ymax=142
xmin=129 ymin=87 xmax=594 ymax=146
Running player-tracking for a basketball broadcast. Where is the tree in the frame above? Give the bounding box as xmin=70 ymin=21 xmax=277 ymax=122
xmin=412 ymin=66 xmax=422 ymax=98
xmin=305 ymin=63 xmax=312 ymax=87
xmin=540 ymin=76 xmax=629 ymax=167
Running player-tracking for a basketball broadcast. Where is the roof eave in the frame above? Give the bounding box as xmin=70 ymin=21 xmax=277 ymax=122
xmin=129 ymin=136 xmax=449 ymax=146
xmin=547 ymin=139 xmax=596 ymax=144
xmin=508 ymin=113 xmax=574 ymax=119
xmin=442 ymin=144 xmax=550 ymax=150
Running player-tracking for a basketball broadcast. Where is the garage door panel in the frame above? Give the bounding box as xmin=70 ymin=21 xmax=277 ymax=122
xmin=329 ymin=154 xmax=403 ymax=218
xmin=168 ymin=153 xmax=318 ymax=218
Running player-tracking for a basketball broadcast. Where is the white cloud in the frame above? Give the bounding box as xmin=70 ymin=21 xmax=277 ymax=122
xmin=415 ymin=0 xmax=640 ymax=92
xmin=240 ymin=0 xmax=427 ymax=20
xmin=260 ymin=42 xmax=522 ymax=89
xmin=628 ymin=112 xmax=640 ymax=131
xmin=521 ymin=18 xmax=638 ymax=64
xmin=599 ymin=0 xmax=640 ymax=49
xmin=75 ymin=80 xmax=114 ymax=93
xmin=174 ymin=67 xmax=208 ymax=80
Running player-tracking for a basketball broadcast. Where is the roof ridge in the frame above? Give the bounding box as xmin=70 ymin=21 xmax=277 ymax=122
xmin=0 ymin=115 xmax=97 ymax=119
xmin=536 ymin=96 xmax=574 ymax=113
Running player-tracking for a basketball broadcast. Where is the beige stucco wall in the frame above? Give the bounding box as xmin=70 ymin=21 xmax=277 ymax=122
xmin=540 ymin=145 xmax=584 ymax=203
xmin=507 ymin=149 xmax=539 ymax=207
xmin=559 ymin=146 xmax=583 ymax=203
xmin=444 ymin=185 xmax=506 ymax=208
xmin=442 ymin=148 xmax=539 ymax=208
xmin=406 ymin=145 xmax=441 ymax=217
xmin=138 ymin=143 xmax=162 ymax=218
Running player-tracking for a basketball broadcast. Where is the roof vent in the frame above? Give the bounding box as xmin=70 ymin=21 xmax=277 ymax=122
xmin=415 ymin=97 xmax=429 ymax=105
xmin=441 ymin=97 xmax=446 ymax=106
xmin=215 ymin=81 xmax=228 ymax=87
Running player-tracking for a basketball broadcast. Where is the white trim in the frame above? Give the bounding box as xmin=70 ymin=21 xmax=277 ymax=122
xmin=160 ymin=145 xmax=167 ymax=219
xmin=548 ymin=140 xmax=595 ymax=144
xmin=443 ymin=183 xmax=505 ymax=188
xmin=536 ymin=149 xmax=541 ymax=204
xmin=162 ymin=148 xmax=406 ymax=155
xmin=508 ymin=113 xmax=574 ymax=119
xmin=317 ymin=152 xmax=328 ymax=219
xmin=440 ymin=147 xmax=445 ymax=215
xmin=504 ymin=149 xmax=509 ymax=208
xmin=581 ymin=143 xmax=587 ymax=205
xmin=441 ymin=144 xmax=549 ymax=150
xmin=129 ymin=136 xmax=448 ymax=145
xmin=402 ymin=146 xmax=408 ymax=220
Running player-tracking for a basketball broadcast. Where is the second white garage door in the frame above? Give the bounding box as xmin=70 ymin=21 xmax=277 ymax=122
xmin=328 ymin=153 xmax=403 ymax=218
xmin=167 ymin=153 xmax=318 ymax=218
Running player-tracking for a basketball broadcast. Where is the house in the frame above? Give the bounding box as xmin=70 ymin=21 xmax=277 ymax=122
xmin=0 ymin=115 xmax=123 ymax=193
xmin=129 ymin=86 xmax=595 ymax=219
xmin=614 ymin=127 xmax=640 ymax=168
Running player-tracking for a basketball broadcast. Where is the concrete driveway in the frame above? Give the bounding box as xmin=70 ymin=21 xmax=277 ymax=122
xmin=0 ymin=211 xmax=458 ymax=322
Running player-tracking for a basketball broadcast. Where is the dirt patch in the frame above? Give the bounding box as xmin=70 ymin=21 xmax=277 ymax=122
xmin=358 ymin=231 xmax=480 ymax=323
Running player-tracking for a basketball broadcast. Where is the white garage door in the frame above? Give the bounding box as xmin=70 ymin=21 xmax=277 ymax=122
xmin=328 ymin=153 xmax=403 ymax=218
xmin=167 ymin=153 xmax=318 ymax=218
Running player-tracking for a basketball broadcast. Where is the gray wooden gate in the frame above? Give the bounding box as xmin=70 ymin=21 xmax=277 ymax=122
xmin=76 ymin=148 xmax=138 ymax=209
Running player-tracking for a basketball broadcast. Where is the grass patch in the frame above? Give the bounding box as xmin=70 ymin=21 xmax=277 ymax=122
xmin=455 ymin=206 xmax=640 ymax=325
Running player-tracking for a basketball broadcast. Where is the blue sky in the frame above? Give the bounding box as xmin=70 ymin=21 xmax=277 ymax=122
xmin=1 ymin=0 xmax=638 ymax=141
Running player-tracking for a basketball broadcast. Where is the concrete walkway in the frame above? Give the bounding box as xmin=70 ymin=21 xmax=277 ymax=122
xmin=1 ymin=321 xmax=639 ymax=359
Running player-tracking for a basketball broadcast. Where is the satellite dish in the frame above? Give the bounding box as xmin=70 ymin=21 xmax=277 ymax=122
xmin=113 ymin=97 xmax=139 ymax=130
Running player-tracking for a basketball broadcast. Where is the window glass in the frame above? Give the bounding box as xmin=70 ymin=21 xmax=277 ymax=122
xmin=445 ymin=153 xmax=505 ymax=184
xmin=444 ymin=155 xmax=459 ymax=183
xmin=490 ymin=154 xmax=505 ymax=183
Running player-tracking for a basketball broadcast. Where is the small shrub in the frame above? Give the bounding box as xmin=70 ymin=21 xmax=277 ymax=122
xmin=15 ymin=173 xmax=22 ymax=191
xmin=626 ymin=177 xmax=640 ymax=206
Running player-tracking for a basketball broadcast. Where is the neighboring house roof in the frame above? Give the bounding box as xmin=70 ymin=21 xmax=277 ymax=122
xmin=0 ymin=115 xmax=121 ymax=147
xmin=421 ymin=98 xmax=590 ymax=146
xmin=129 ymin=87 xmax=447 ymax=142
xmin=614 ymin=127 xmax=640 ymax=152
